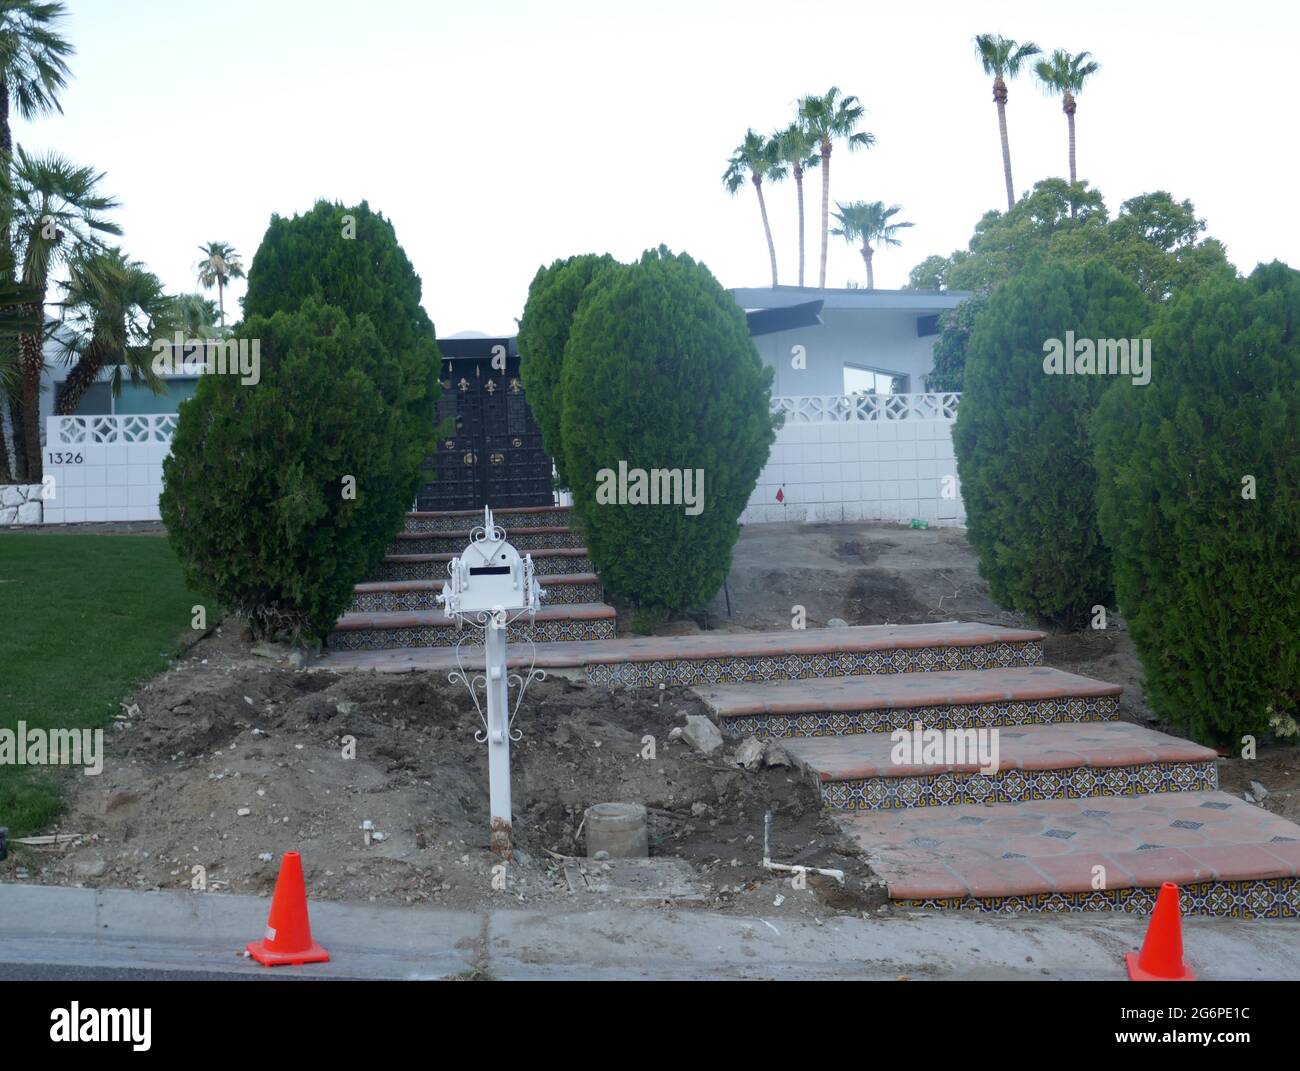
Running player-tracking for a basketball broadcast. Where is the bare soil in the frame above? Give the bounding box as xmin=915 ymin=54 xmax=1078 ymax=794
xmin=5 ymin=627 xmax=878 ymax=918
xmin=8 ymin=519 xmax=1296 ymax=910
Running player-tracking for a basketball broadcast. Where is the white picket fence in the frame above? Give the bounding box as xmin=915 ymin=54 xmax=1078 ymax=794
xmin=741 ymin=393 xmax=966 ymax=526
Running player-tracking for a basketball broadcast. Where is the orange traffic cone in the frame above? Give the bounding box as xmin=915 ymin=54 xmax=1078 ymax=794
xmin=246 ymin=851 xmax=330 ymax=966
xmin=1126 ymin=882 xmax=1194 ymax=981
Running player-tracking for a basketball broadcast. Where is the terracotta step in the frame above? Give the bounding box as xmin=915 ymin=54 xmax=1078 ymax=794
xmin=329 ymin=603 xmax=616 ymax=651
xmin=698 ymin=667 xmax=1122 ymax=738
xmin=371 ymin=547 xmax=594 ymax=582
xmin=780 ymin=721 xmax=1218 ymax=810
xmin=389 ymin=526 xmax=584 ymax=555
xmin=350 ymin=573 xmax=602 ymax=613
xmin=314 ymin=621 xmax=1045 ymax=686
xmin=839 ymin=790 xmax=1300 ymax=917
xmin=405 ymin=505 xmax=572 ymax=533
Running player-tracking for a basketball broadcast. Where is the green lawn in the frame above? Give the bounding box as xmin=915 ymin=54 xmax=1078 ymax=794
xmin=0 ymin=533 xmax=202 ymax=835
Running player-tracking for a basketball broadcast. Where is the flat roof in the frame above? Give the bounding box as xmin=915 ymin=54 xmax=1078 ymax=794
xmin=730 ymin=285 xmax=969 ymax=314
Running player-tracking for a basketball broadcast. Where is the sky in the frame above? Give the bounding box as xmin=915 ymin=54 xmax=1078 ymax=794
xmin=21 ymin=0 xmax=1300 ymax=335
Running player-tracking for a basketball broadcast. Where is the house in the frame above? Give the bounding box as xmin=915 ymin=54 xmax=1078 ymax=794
xmin=26 ymin=286 xmax=973 ymax=527
xmin=731 ymin=285 xmax=970 ymax=397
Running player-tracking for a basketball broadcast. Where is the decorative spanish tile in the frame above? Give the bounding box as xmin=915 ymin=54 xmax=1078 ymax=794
xmin=816 ymin=760 xmax=1218 ymax=811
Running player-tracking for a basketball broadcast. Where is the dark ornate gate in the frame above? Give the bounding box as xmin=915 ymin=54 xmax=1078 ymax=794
xmin=416 ymin=337 xmax=554 ymax=512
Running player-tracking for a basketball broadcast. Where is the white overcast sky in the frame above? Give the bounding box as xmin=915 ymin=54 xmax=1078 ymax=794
xmin=23 ymin=0 xmax=1299 ymax=334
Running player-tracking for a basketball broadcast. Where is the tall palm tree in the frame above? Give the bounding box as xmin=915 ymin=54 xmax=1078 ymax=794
xmin=975 ymin=33 xmax=1041 ymax=211
xmin=0 ymin=0 xmax=72 ymax=277
xmin=1035 ymin=49 xmax=1100 ymax=187
xmin=169 ymin=291 xmax=220 ymax=338
xmin=0 ymin=275 xmax=39 ymax=481
xmin=772 ymin=121 xmax=820 ymax=287
xmin=830 ymin=201 xmax=914 ymax=290
xmin=1 ymin=146 xmax=120 ymax=483
xmin=798 ymin=87 xmax=875 ymax=289
xmin=724 ymin=130 xmax=785 ymax=288
xmin=53 ymin=248 xmax=172 ymax=415
xmin=195 ymin=240 xmax=245 ymax=327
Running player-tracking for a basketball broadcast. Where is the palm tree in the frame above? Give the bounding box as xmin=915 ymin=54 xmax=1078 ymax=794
xmin=724 ymin=130 xmax=785 ymax=288
xmin=798 ymin=87 xmax=875 ymax=289
xmin=53 ymin=248 xmax=172 ymax=415
xmin=0 ymin=1 xmax=72 ymax=279
xmin=975 ymin=33 xmax=1041 ymax=211
xmin=1 ymin=146 xmax=120 ymax=483
xmin=1035 ymin=49 xmax=1100 ymax=187
xmin=169 ymin=291 xmax=220 ymax=338
xmin=772 ymin=121 xmax=820 ymax=286
xmin=830 ymin=201 xmax=914 ymax=290
xmin=195 ymin=240 xmax=245 ymax=327
xmin=0 ymin=275 xmax=39 ymax=481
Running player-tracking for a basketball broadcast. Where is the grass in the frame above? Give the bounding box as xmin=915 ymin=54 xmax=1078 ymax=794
xmin=0 ymin=533 xmax=202 ymax=835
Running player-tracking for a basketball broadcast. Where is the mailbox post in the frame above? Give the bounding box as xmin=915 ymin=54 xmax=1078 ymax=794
xmin=437 ymin=507 xmax=544 ymax=858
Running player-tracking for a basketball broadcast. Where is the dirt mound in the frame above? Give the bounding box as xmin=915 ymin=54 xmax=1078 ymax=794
xmin=10 ymin=631 xmax=880 ymax=918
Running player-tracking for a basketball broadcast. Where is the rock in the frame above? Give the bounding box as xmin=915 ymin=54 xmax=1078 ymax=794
xmin=1248 ymin=780 xmax=1269 ymax=802
xmin=827 ymin=617 xmax=849 ymax=629
xmin=763 ymin=743 xmax=793 ymax=768
xmin=251 ymin=643 xmax=285 ymax=660
xmin=682 ymin=715 xmax=723 ymax=755
xmin=73 ymin=858 xmax=108 ymax=879
xmin=690 ymin=802 xmax=710 ymax=818
xmin=731 ymin=736 xmax=766 ymax=771
xmin=288 ymin=649 xmax=307 ymax=671
xmin=236 ymin=807 xmax=251 ymax=817
xmin=104 ymin=790 xmax=138 ymax=813
xmin=336 ymin=701 xmax=357 ymax=717
xmin=0 ymin=506 xmax=16 ymax=525
xmin=668 ymin=726 xmax=684 ymax=741
xmin=15 ymin=500 xmax=40 ymax=524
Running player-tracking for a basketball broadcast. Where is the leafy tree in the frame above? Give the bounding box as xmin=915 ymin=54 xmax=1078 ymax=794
xmin=195 ymin=240 xmax=244 ymax=327
xmin=771 ymin=121 xmax=820 ymax=286
xmin=924 ymin=290 xmax=989 ymax=392
xmin=1093 ymin=263 xmax=1300 ymax=742
xmin=723 ymin=130 xmax=784 ymax=288
xmin=559 ymin=247 xmax=776 ymax=614
xmin=241 ymin=199 xmax=440 ymax=476
xmin=161 ymin=301 xmax=432 ymax=643
xmin=830 ymin=200 xmax=913 ymax=289
xmin=908 ymin=180 xmax=1230 ymax=302
xmin=54 ymin=247 xmax=170 ymax=414
xmin=517 ymin=252 xmax=617 ymax=488
xmin=798 ymin=87 xmax=874 ymax=288
xmin=953 ymin=257 xmax=1149 ymax=626
xmin=1 ymin=147 xmax=119 ymax=483
xmin=974 ymin=33 xmax=1041 ymax=210
xmin=1034 ymin=49 xmax=1100 ymax=189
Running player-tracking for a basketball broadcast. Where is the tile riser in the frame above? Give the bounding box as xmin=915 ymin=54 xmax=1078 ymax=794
xmin=373 ymin=556 xmax=594 ymax=582
xmin=350 ymin=582 xmax=603 ymax=614
xmin=587 ymin=640 xmax=1043 ymax=688
xmin=721 ymin=694 xmax=1120 ymax=738
xmin=817 ymin=760 xmax=1218 ymax=811
xmin=389 ymin=530 xmax=584 ymax=555
xmin=405 ymin=509 xmax=572 ymax=533
xmin=894 ymin=879 xmax=1300 ymax=919
xmin=331 ymin=617 xmax=616 ymax=651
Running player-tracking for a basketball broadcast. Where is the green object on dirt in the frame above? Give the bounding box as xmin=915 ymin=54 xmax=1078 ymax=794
xmin=909 ymin=518 xmax=929 ymax=529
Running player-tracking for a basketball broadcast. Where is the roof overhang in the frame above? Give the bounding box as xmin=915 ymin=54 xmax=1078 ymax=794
xmin=731 ymin=285 xmax=969 ymax=315
xmin=745 ymin=299 xmax=824 ymax=337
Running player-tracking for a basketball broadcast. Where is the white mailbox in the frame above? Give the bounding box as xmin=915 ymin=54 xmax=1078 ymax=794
xmin=437 ymin=506 xmax=544 ymax=859
xmin=437 ymin=507 xmax=541 ymax=620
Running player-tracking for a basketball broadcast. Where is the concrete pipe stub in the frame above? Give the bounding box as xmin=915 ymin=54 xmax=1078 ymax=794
xmin=584 ymin=802 xmax=649 ymax=858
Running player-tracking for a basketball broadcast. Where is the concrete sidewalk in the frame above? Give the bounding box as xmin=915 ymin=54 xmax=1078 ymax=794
xmin=2 ymin=883 xmax=1299 ymax=980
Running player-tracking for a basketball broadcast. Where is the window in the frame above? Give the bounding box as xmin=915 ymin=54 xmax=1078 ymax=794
xmin=844 ymin=364 xmax=908 ymax=396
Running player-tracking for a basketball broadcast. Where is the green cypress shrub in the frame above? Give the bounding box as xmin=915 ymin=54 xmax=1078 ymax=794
xmin=160 ymin=301 xmax=432 ymax=643
xmin=1093 ymin=262 xmax=1300 ymax=742
xmin=953 ymin=257 xmax=1150 ymax=627
xmin=517 ymin=253 xmax=617 ymax=487
xmin=559 ymin=247 xmax=776 ymax=614
xmin=242 ymin=199 xmax=440 ymax=449
xmin=925 ymin=291 xmax=989 ymax=392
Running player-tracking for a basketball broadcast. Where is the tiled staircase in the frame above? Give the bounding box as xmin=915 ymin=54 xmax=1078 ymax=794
xmin=330 ymin=505 xmax=612 ymax=652
xmin=698 ymin=661 xmax=1300 ymax=918
xmin=319 ymin=508 xmax=1300 ymax=919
